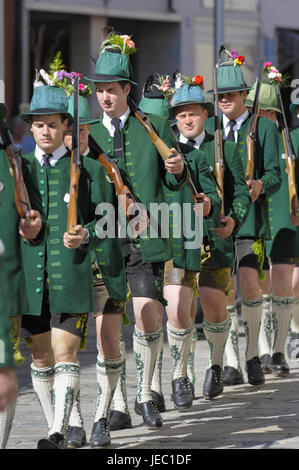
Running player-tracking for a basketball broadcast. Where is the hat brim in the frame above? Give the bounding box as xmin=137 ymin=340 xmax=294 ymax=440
xmin=20 ymin=109 xmax=74 ymax=123
xmin=207 ymin=85 xmax=252 ymax=94
xmin=84 ymin=74 xmax=137 ymax=86
xmin=169 ymin=101 xmax=214 ymax=118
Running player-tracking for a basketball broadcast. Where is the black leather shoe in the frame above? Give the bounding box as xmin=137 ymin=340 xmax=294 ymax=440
xmin=203 ymin=365 xmax=223 ymax=399
xmin=171 ymin=377 xmax=193 ymax=410
xmin=134 ymin=400 xmax=163 ymax=429
xmin=260 ymin=354 xmax=273 ymax=374
xmin=223 ymin=366 xmax=244 ymax=386
xmin=151 ymin=390 xmax=166 ymax=412
xmin=109 ymin=410 xmax=132 ymax=431
xmin=272 ymin=352 xmax=290 ymax=376
xmin=66 ymin=426 xmax=87 ymax=448
xmin=90 ymin=418 xmax=111 ymax=448
xmin=37 ymin=432 xmax=66 ymax=449
xmin=190 ymin=382 xmax=195 ymax=399
xmin=246 ymin=356 xmax=265 ymax=386
xmin=287 ymin=332 xmax=299 ymax=360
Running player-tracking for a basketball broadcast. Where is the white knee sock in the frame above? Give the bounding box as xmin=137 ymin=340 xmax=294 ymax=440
xmin=31 ymin=363 xmax=54 ymax=429
xmin=49 ymin=362 xmax=80 ymax=436
xmin=272 ymin=296 xmax=293 ymax=354
xmin=203 ymin=315 xmax=231 ymax=368
xmin=133 ymin=326 xmax=161 ymax=403
xmin=0 ymin=399 xmax=16 ymax=449
xmin=94 ymin=354 xmax=122 ymax=422
xmin=111 ymin=335 xmax=129 ymax=415
xmin=167 ymin=322 xmax=194 ymax=380
xmin=242 ymin=297 xmax=263 ymax=361
xmin=224 ymin=305 xmax=241 ymax=370
xmin=68 ymin=390 xmax=84 ymax=428
xmin=258 ymin=294 xmax=273 ymax=356
xmin=187 ymin=324 xmax=198 ymax=386
xmin=151 ymin=327 xmax=164 ymax=395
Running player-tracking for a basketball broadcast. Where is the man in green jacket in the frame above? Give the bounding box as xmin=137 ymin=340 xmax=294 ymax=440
xmin=85 ymin=31 xmax=187 ymax=441
xmin=168 ymin=76 xmax=251 ymax=400
xmin=19 ymin=67 xmax=126 ymax=448
xmin=245 ymin=65 xmax=299 ymax=376
xmin=205 ymin=49 xmax=281 ymax=386
xmin=0 ymin=101 xmax=44 ymax=447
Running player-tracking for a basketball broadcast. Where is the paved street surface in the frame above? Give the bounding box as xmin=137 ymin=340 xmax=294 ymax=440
xmin=6 ymin=310 xmax=299 ymax=452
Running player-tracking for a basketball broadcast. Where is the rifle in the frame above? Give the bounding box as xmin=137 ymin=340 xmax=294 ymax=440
xmin=213 ymin=60 xmax=225 ymax=216
xmin=67 ymin=76 xmax=81 ymax=234
xmin=127 ymin=96 xmax=203 ymax=205
xmin=0 ymin=103 xmax=32 ymax=218
xmin=275 ymin=83 xmax=299 ymax=216
xmin=245 ymin=57 xmax=265 ymax=181
xmin=88 ymin=134 xmax=149 ymax=230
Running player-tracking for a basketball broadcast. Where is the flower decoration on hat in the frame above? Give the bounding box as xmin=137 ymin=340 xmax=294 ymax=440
xmin=228 ymin=49 xmax=246 ymax=67
xmin=100 ymin=33 xmax=137 ymax=56
xmin=35 ymin=51 xmax=93 ymax=97
xmin=173 ymin=72 xmax=205 ymax=90
xmin=155 ymin=74 xmax=175 ymax=99
xmin=263 ymin=61 xmax=289 ymax=87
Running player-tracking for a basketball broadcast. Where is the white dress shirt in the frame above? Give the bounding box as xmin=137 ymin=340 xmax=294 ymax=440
xmin=223 ymin=109 xmax=249 ymax=142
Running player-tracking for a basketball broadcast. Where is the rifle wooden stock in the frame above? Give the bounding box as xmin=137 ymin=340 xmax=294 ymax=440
xmin=214 ymin=131 xmax=225 ymax=216
xmin=245 ymin=127 xmax=256 ymax=181
xmin=282 ymin=130 xmax=299 ymax=216
xmin=67 ymin=155 xmax=80 ymax=233
xmin=67 ymin=76 xmax=80 ymax=234
xmin=128 ymin=97 xmax=203 ymax=205
xmin=0 ymin=120 xmax=31 ymax=219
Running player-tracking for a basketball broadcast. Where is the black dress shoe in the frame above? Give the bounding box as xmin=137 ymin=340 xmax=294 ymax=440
xmin=171 ymin=377 xmax=193 ymax=410
xmin=37 ymin=432 xmax=66 ymax=449
xmin=109 ymin=410 xmax=132 ymax=431
xmin=272 ymin=352 xmax=290 ymax=376
xmin=246 ymin=356 xmax=265 ymax=386
xmin=134 ymin=400 xmax=163 ymax=429
xmin=151 ymin=390 xmax=166 ymax=412
xmin=203 ymin=365 xmax=223 ymax=399
xmin=260 ymin=354 xmax=273 ymax=374
xmin=287 ymin=332 xmax=299 ymax=360
xmin=190 ymin=382 xmax=195 ymax=399
xmin=66 ymin=426 xmax=87 ymax=448
xmin=90 ymin=418 xmax=111 ymax=448
xmin=223 ymin=366 xmax=244 ymax=386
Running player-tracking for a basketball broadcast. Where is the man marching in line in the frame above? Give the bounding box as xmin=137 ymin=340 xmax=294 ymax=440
xmin=64 ymin=88 xmax=130 ymax=439
xmin=206 ymin=49 xmax=281 ymax=387
xmin=19 ymin=57 xmax=126 ymax=449
xmin=246 ymin=64 xmax=299 ymax=375
xmin=86 ymin=30 xmax=187 ymax=445
xmin=0 ymin=103 xmax=44 ymax=448
xmin=166 ymin=73 xmax=250 ymax=400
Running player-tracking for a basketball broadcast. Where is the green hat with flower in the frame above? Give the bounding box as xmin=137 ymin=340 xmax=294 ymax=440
xmin=169 ymin=73 xmax=214 ymax=118
xmin=245 ymin=62 xmax=285 ymax=113
xmin=20 ymin=52 xmax=76 ymax=123
xmin=138 ymin=74 xmax=170 ymax=118
xmin=208 ymin=48 xmax=251 ymax=94
xmin=67 ymin=94 xmax=100 ymax=125
xmin=85 ymin=33 xmax=137 ymax=85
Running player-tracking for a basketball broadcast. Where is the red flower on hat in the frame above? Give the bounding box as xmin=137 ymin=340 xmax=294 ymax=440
xmin=191 ymin=75 xmax=204 ymax=86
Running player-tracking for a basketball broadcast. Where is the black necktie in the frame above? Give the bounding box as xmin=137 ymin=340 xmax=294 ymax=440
xmin=226 ymin=120 xmax=236 ymax=142
xmin=186 ymin=139 xmax=196 ymax=148
xmin=111 ymin=118 xmax=123 ymax=159
xmin=42 ymin=154 xmax=52 ymax=167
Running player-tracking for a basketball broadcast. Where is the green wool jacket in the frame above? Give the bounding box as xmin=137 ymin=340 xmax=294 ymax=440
xmin=205 ymin=115 xmax=281 ymax=239
xmin=90 ymin=112 xmax=188 ymax=263
xmin=164 ymin=143 xmax=221 ymax=271
xmin=0 ymin=150 xmax=44 ymax=366
xmin=21 ymin=150 xmax=127 ymax=317
xmin=266 ymin=128 xmax=299 ymax=258
xmin=199 ymin=132 xmax=251 ymax=268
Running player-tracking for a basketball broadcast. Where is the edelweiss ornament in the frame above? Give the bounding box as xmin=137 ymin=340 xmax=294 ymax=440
xmin=64 ymin=193 xmax=70 ymax=204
